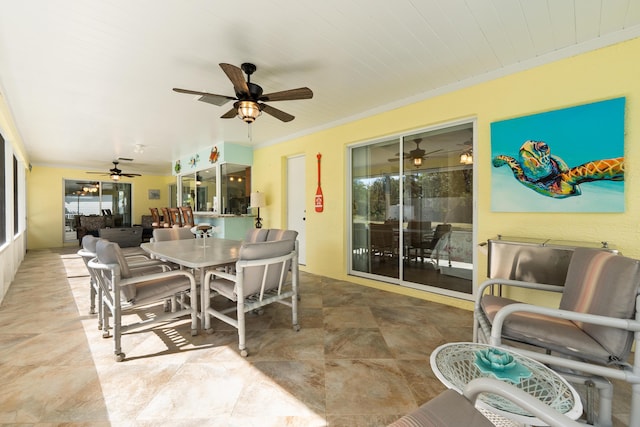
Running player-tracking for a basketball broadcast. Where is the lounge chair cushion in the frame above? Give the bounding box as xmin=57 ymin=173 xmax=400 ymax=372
xmin=389 ymin=389 xmax=494 ymax=427
xmin=481 ymin=294 xmax=613 ymax=364
xmin=133 ymin=275 xmax=193 ymax=305
xmin=559 ymin=248 xmax=640 ymax=361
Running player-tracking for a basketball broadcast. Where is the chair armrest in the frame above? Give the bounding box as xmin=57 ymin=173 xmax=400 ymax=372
xmin=478 ymin=278 xmax=565 ymax=295
xmin=204 ymin=269 xmax=237 ymax=282
xmin=489 ymin=302 xmax=640 ymax=346
xmin=128 ymin=259 xmax=169 ymax=269
xmin=77 ymin=249 xmax=94 ymax=258
xmin=119 ymin=269 xmax=196 ymax=287
xmin=475 ymin=278 xmax=565 ymax=311
xmin=87 ymin=258 xmax=111 ymax=272
xmin=236 ymin=251 xmax=296 ymax=268
xmin=124 ymin=254 xmax=151 ymax=261
xmin=463 ymin=378 xmax=582 ymax=427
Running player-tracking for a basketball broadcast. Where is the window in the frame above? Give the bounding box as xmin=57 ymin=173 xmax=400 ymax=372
xmin=177 ymin=164 xmax=250 ymax=214
xmin=0 ymin=133 xmax=5 ymax=245
xmin=349 ymin=122 xmax=474 ymax=298
xmin=13 ymin=155 xmax=18 ymax=235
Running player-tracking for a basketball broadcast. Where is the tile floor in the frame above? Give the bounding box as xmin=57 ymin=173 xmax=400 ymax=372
xmin=0 ymin=247 xmax=632 ymax=426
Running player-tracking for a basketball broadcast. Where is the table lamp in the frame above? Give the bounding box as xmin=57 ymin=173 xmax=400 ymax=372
xmin=250 ymin=191 xmax=266 ymax=228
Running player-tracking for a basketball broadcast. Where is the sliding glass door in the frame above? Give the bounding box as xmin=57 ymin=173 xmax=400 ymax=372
xmin=63 ymin=180 xmax=132 ymax=242
xmin=352 ymin=137 xmax=401 ymax=280
xmin=349 ymin=122 xmax=474 ymax=297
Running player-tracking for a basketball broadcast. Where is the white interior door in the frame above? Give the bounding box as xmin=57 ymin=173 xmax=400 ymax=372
xmin=287 ymin=155 xmax=306 ymax=265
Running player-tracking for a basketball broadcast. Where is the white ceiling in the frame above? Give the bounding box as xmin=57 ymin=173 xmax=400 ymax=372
xmin=1 ymin=0 xmax=639 ymax=176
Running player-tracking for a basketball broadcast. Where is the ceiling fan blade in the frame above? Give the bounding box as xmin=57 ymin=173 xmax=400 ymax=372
xmin=121 ymin=173 xmax=142 ymax=177
xmin=261 ymin=104 xmax=294 ymax=122
xmin=173 ymin=88 xmax=209 ymax=95
xmin=423 ymin=149 xmax=443 ymax=156
xmin=219 ymin=63 xmax=249 ymax=96
xmin=260 ymin=87 xmax=313 ymax=102
xmin=173 ymin=88 xmax=235 ymax=106
xmin=198 ymin=94 xmax=235 ymax=106
xmin=86 ymin=172 xmax=108 ymax=175
xmin=220 ymin=107 xmax=238 ymax=119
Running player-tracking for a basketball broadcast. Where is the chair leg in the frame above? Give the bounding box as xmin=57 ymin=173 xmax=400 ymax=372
xmin=597 ymin=380 xmax=614 ymax=427
xmin=97 ymin=286 xmax=103 ymax=330
xmin=113 ymin=301 xmax=125 ymax=362
xmin=631 ymin=382 xmax=640 ymax=427
xmin=237 ymin=299 xmax=248 ymax=357
xmin=89 ymin=279 xmax=96 ymax=315
xmin=291 ymin=283 xmax=300 ymax=332
xmin=559 ymin=371 xmax=613 ymax=427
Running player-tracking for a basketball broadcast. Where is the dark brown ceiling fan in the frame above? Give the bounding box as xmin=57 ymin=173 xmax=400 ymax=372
xmin=173 ymin=62 xmax=313 ymax=123
xmin=86 ymin=161 xmax=141 ymax=181
xmin=389 ymin=139 xmax=442 ymax=167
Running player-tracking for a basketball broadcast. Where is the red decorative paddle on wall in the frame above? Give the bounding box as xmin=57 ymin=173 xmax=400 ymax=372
xmin=315 ymin=153 xmax=324 ymax=212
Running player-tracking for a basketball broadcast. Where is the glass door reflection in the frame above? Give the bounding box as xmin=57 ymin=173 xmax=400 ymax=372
xmin=350 ymin=122 xmax=474 ymax=296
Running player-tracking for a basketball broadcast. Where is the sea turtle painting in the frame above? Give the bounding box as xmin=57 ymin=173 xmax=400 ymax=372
xmin=493 ymin=140 xmax=624 ymax=199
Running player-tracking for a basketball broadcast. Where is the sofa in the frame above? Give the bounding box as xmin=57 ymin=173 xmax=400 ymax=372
xmin=76 ymin=215 xmax=107 ymax=243
xmin=98 ymin=227 xmax=144 ymax=248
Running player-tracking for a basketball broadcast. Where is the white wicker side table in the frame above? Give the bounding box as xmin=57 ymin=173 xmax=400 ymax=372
xmin=430 ymin=342 xmax=583 ymax=426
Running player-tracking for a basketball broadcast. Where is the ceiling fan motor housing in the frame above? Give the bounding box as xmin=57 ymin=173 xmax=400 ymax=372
xmin=241 ymin=82 xmax=263 ymax=100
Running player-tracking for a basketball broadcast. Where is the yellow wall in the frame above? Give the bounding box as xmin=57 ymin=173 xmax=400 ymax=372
xmin=253 ymin=37 xmax=640 ymax=309
xmin=27 ymin=165 xmax=174 ymax=249
xmin=21 ymin=37 xmax=640 ymax=308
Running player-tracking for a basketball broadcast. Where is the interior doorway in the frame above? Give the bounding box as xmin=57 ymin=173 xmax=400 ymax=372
xmin=287 ymin=155 xmax=306 ymax=265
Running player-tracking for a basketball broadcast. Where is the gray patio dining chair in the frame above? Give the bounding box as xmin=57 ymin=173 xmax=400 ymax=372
xmin=78 ymin=235 xmax=168 ymax=329
xmin=88 ymin=240 xmax=198 ymax=362
xmin=202 ymin=238 xmax=299 ymax=357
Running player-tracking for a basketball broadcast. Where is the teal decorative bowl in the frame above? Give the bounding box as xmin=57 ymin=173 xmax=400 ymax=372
xmin=474 ymin=348 xmax=532 ymax=383
xmin=477 ymin=348 xmax=516 ymax=371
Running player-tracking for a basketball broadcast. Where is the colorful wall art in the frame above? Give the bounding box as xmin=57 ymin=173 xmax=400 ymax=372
xmin=490 ymin=97 xmax=625 ymax=212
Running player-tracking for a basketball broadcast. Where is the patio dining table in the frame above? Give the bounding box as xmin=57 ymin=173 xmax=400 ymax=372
xmin=140 ymin=237 xmax=243 ymax=328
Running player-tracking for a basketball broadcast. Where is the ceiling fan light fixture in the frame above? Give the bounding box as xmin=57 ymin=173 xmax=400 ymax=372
xmin=110 ymin=173 xmax=121 ymax=181
xmin=413 ymin=157 xmax=423 ymax=167
xmin=460 ymin=151 xmax=473 ymax=165
xmin=236 ymin=100 xmax=261 ymax=123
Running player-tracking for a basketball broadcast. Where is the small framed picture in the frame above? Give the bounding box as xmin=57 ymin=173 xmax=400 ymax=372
xmin=148 ymin=189 xmax=160 ymax=200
